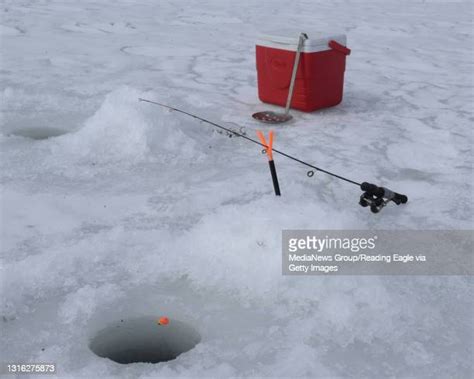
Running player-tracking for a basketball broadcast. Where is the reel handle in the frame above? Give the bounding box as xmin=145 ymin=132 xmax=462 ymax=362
xmin=360 ymin=182 xmax=408 ymax=205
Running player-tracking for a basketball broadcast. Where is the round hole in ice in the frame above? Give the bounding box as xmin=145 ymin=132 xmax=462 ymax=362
xmin=9 ymin=127 xmax=67 ymax=140
xmin=89 ymin=316 xmax=200 ymax=364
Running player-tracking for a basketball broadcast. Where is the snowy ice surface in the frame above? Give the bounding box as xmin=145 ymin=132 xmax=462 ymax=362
xmin=0 ymin=0 xmax=473 ymax=378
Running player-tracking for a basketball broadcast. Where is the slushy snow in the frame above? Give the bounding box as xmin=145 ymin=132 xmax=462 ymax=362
xmin=1 ymin=0 xmax=473 ymax=378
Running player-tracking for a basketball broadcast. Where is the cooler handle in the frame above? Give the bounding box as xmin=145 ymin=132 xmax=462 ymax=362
xmin=329 ymin=40 xmax=351 ymax=56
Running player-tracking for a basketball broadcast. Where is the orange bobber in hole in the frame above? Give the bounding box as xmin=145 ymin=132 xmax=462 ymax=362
xmin=157 ymin=317 xmax=169 ymax=326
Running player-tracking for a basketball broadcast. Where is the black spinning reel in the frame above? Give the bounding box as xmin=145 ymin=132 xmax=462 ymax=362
xmin=359 ymin=182 xmax=408 ymax=213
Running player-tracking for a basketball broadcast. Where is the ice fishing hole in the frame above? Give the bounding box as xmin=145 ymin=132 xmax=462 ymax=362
xmin=89 ymin=316 xmax=201 ymax=364
xmin=9 ymin=127 xmax=67 ymax=140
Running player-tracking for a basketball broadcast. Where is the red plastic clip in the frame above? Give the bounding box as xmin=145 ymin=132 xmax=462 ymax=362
xmin=329 ymin=40 xmax=351 ymax=56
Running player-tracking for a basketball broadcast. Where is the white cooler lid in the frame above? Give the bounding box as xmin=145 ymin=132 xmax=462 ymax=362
xmin=257 ymin=30 xmax=347 ymax=53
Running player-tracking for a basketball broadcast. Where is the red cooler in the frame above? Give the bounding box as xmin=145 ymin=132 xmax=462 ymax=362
xmin=256 ymin=32 xmax=351 ymax=112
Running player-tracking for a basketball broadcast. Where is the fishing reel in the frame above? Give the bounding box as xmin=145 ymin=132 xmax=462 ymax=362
xmin=359 ymin=182 xmax=408 ymax=213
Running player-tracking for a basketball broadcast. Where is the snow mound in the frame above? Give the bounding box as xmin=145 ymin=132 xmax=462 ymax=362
xmin=50 ymin=87 xmax=202 ymax=168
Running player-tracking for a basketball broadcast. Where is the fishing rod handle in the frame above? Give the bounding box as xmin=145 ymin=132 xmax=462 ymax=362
xmin=360 ymin=182 xmax=408 ymax=205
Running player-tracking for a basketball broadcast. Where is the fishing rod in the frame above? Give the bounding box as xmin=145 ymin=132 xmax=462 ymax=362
xmin=138 ymin=98 xmax=408 ymax=213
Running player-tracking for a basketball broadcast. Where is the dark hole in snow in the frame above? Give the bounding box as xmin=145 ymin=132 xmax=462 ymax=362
xmin=89 ymin=316 xmax=200 ymax=364
xmin=9 ymin=127 xmax=67 ymax=140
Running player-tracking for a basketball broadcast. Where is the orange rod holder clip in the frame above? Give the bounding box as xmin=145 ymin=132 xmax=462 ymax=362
xmin=257 ymin=130 xmax=274 ymax=160
xmin=257 ymin=130 xmax=281 ymax=196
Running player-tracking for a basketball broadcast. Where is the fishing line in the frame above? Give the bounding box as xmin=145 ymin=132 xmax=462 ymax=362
xmin=138 ymin=97 xmax=408 ymax=213
xmin=139 ymin=98 xmax=360 ymax=186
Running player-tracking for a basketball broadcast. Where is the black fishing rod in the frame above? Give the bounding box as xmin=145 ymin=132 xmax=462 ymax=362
xmin=138 ymin=98 xmax=408 ymax=213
